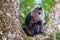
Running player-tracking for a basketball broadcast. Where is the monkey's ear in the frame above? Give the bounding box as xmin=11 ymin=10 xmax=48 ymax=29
xmin=38 ymin=7 xmax=42 ymax=10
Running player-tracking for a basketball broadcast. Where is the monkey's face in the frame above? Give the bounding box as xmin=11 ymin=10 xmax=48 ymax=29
xmin=31 ymin=7 xmax=44 ymax=22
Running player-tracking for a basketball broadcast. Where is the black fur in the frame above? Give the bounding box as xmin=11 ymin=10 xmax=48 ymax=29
xmin=23 ymin=13 xmax=43 ymax=36
xmin=33 ymin=21 xmax=43 ymax=35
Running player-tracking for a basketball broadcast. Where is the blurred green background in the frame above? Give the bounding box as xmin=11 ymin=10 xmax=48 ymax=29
xmin=20 ymin=0 xmax=60 ymax=40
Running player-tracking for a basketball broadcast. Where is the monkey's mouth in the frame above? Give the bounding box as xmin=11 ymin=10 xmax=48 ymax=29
xmin=38 ymin=15 xmax=43 ymax=20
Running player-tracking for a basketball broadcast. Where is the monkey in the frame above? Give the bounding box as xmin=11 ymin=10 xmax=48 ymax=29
xmin=22 ymin=5 xmax=44 ymax=36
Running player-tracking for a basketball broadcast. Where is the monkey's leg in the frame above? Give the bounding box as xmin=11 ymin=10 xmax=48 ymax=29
xmin=23 ymin=25 xmax=33 ymax=36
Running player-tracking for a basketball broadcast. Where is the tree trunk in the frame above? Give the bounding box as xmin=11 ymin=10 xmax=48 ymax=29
xmin=0 ymin=0 xmax=60 ymax=40
xmin=0 ymin=0 xmax=25 ymax=40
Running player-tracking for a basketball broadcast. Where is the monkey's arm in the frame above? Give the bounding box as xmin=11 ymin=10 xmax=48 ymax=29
xmin=25 ymin=12 xmax=31 ymax=25
xmin=33 ymin=23 xmax=43 ymax=34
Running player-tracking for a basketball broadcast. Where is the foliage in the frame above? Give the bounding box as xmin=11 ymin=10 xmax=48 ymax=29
xmin=56 ymin=33 xmax=60 ymax=40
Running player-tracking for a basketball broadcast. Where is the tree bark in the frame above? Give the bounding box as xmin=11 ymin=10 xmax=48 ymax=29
xmin=0 ymin=0 xmax=60 ymax=40
xmin=0 ymin=0 xmax=25 ymax=40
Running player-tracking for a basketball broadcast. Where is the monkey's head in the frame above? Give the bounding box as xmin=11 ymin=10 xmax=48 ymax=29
xmin=30 ymin=5 xmax=44 ymax=22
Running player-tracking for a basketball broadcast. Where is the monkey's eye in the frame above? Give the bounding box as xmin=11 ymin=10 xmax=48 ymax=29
xmin=38 ymin=12 xmax=41 ymax=15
